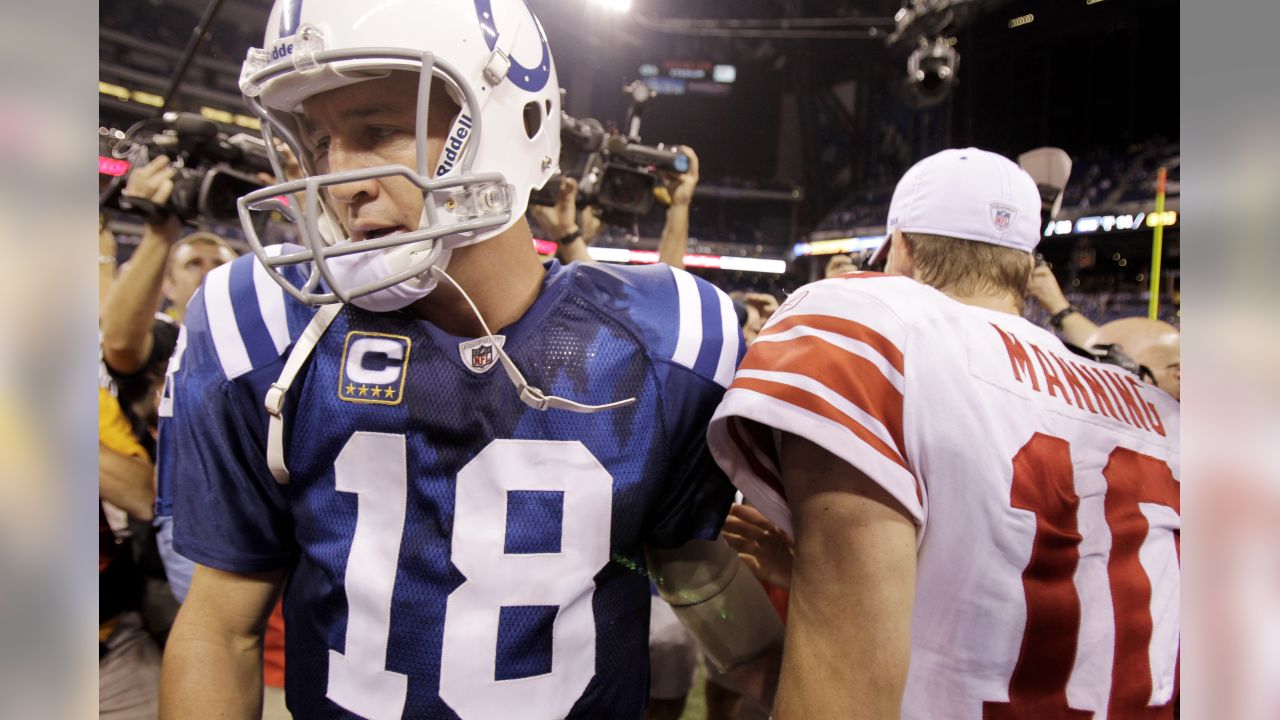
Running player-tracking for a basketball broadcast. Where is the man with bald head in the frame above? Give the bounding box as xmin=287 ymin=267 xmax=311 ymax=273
xmin=1089 ymin=317 xmax=1181 ymax=399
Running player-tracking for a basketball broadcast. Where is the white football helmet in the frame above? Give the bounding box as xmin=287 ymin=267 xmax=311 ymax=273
xmin=237 ymin=0 xmax=561 ymax=310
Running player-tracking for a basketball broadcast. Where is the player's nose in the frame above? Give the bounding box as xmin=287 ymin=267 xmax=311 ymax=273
xmin=325 ymin=144 xmax=381 ymax=207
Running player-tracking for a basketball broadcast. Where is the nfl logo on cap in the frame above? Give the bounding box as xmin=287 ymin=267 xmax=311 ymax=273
xmin=991 ymin=203 xmax=1016 ymax=232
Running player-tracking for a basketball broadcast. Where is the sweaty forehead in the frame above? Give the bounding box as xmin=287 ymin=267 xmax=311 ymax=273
xmin=300 ymin=73 xmax=420 ymax=126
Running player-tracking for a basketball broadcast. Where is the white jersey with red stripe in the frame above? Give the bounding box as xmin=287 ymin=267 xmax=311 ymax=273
xmin=707 ymin=272 xmax=1180 ymax=720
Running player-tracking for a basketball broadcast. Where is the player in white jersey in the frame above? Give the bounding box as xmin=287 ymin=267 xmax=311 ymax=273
xmin=707 ymin=148 xmax=1180 ymax=719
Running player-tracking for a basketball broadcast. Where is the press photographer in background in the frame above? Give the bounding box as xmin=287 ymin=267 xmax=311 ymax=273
xmin=101 ymin=112 xmax=272 ymax=450
xmin=98 ymin=116 xmax=257 ymax=717
xmin=528 ymin=176 xmax=604 ymax=264
xmin=529 ymin=105 xmax=698 ymax=267
xmin=101 ymin=155 xmax=238 ymax=453
xmin=1028 ymin=258 xmax=1180 ymax=400
xmin=531 ymin=144 xmax=699 ymax=267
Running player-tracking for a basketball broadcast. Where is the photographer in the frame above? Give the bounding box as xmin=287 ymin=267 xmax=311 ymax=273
xmin=530 ymin=144 xmax=700 ymax=269
xmin=529 ymin=176 xmax=603 ymax=264
xmin=102 ymin=156 xmax=238 ymax=471
xmin=655 ymin=145 xmax=700 ymax=269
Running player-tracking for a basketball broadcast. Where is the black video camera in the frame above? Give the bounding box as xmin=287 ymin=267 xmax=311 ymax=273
xmin=112 ymin=113 xmax=274 ymax=226
xmin=531 ymin=112 xmax=689 ymax=221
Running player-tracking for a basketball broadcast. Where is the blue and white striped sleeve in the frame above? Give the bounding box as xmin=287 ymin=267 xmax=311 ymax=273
xmin=666 ymin=266 xmax=744 ymax=388
xmin=156 ymin=252 xmax=305 ymax=573
xmin=641 ymin=267 xmax=744 ymax=547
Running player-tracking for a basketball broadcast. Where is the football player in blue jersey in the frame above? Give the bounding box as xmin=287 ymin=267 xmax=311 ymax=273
xmin=155 ymin=1 xmax=782 ymax=718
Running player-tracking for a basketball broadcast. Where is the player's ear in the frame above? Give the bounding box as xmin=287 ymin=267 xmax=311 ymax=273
xmin=887 ymin=228 xmax=914 ymax=277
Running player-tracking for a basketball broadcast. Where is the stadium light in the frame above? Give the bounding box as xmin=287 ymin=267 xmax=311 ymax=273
xmin=591 ymin=0 xmax=631 ymax=12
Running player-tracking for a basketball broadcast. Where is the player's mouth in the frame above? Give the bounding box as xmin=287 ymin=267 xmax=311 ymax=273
xmin=353 ymin=225 xmax=407 ymax=242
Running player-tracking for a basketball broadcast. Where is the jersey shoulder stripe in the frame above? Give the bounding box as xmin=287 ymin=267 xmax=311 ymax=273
xmin=708 ymin=276 xmax=925 ymax=536
xmin=669 ymin=266 xmax=740 ymax=387
xmin=572 ymin=261 xmax=742 ymax=388
xmin=730 ymin=371 xmax=907 ymax=470
xmin=737 ymin=336 xmax=907 ymax=462
xmin=758 ymin=312 xmax=905 ymax=378
xmin=193 ymin=246 xmax=315 ymax=381
xmin=730 ymin=280 xmax=911 ymax=466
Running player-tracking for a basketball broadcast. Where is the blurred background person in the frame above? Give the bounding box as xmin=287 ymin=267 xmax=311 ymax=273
xmin=99 ymin=386 xmax=160 ymax=720
xmin=1088 ymin=317 xmax=1181 ymax=400
xmin=529 ymin=176 xmax=605 ymax=264
xmin=824 ymin=253 xmax=855 ymax=278
xmin=100 ymin=215 xmax=117 ymax=316
xmin=1028 ymin=260 xmax=1101 ymax=348
xmin=1030 ymin=261 xmax=1180 ymax=399
xmin=99 ymin=148 xmax=241 ymax=717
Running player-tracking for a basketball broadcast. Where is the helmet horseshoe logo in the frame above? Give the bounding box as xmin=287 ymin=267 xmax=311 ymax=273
xmin=279 ymin=0 xmax=303 ymax=38
xmin=473 ymin=0 xmax=552 ymax=92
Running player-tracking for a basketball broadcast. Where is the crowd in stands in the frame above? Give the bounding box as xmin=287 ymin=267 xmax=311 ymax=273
xmin=815 ymin=139 xmax=1181 ymax=234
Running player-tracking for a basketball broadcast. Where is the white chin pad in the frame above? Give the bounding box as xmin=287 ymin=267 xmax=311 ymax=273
xmin=327 ymin=241 xmax=450 ymax=312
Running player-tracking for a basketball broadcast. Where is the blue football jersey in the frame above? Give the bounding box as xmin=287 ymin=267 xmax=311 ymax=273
xmin=157 ymin=250 xmax=743 ymax=720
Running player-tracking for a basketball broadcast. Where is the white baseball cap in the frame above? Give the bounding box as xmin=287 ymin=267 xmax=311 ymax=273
xmin=869 ymin=147 xmax=1041 ymax=266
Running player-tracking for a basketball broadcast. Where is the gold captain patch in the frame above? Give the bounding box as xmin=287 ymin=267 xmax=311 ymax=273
xmin=338 ymin=331 xmax=411 ymax=405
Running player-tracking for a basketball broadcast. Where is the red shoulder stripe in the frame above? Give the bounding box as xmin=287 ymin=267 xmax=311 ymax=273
xmin=758 ymin=313 xmax=905 ymax=375
xmin=740 ymin=335 xmax=906 ymax=457
xmin=729 ymin=376 xmax=909 ymax=472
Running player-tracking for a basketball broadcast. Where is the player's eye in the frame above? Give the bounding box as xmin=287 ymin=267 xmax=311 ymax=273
xmin=307 ymin=134 xmax=330 ymax=155
xmin=369 ymin=125 xmax=407 ymax=143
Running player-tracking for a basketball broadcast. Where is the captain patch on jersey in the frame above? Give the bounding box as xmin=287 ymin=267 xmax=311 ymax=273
xmin=338 ymin=331 xmax=410 ymax=405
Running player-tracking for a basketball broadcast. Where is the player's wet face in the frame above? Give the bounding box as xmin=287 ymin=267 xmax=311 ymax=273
xmin=300 ymin=71 xmax=461 ymax=242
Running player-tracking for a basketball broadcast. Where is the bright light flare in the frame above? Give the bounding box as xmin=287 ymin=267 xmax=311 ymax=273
xmin=591 ymin=0 xmax=631 ymax=13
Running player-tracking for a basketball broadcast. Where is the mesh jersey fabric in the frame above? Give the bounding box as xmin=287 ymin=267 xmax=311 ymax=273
xmin=708 ymin=272 xmax=1180 ymax=720
xmin=157 ymin=250 xmax=742 ymax=719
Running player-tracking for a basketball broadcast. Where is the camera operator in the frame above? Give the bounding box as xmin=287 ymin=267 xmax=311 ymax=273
xmin=100 ymin=215 xmax=118 ymax=316
xmin=102 ymin=157 xmax=237 ymax=436
xmin=528 ymin=177 xmax=603 ymax=264
xmin=655 ymin=145 xmax=700 ymax=269
xmin=530 ymin=144 xmax=700 ymax=269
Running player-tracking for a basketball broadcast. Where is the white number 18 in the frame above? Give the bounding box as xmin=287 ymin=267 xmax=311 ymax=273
xmin=326 ymin=434 xmax=613 ymax=720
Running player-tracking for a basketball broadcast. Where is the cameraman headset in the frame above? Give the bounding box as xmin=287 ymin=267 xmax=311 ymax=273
xmin=530 ymin=144 xmax=700 ymax=269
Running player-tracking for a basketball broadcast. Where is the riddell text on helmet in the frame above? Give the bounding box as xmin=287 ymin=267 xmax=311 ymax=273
xmin=434 ymin=114 xmax=474 ymax=177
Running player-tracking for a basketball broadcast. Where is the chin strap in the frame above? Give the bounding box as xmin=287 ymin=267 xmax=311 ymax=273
xmin=429 ymin=265 xmax=637 ymax=414
xmin=265 ymin=303 xmax=343 ymax=484
xmin=262 ymin=266 xmax=635 ymax=483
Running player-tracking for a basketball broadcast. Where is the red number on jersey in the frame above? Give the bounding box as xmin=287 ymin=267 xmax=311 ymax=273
xmin=984 ymin=435 xmax=1179 ymax=719
xmin=985 ymin=433 xmax=1092 ymax=720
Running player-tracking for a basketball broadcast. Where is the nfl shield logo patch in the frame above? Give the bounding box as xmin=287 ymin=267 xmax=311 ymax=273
xmin=990 ymin=203 xmax=1017 ymax=232
xmin=458 ymin=335 xmax=505 ymax=374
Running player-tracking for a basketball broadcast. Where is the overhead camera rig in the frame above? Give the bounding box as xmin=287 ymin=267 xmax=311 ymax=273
xmin=631 ymin=0 xmax=1003 ymax=107
xmin=887 ymin=0 xmax=987 ymax=107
